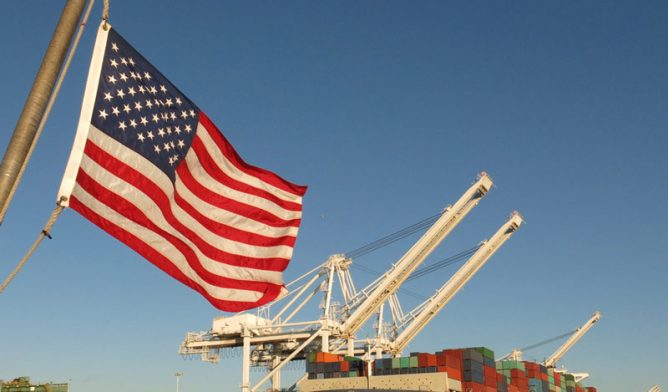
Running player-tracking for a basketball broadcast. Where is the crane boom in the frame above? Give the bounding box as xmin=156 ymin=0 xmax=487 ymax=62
xmin=337 ymin=173 xmax=493 ymax=338
xmin=544 ymin=311 xmax=601 ymax=367
xmin=391 ymin=212 xmax=523 ymax=354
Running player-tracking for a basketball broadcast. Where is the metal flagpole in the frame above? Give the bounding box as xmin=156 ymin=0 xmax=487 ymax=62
xmin=0 ymin=0 xmax=86 ymax=225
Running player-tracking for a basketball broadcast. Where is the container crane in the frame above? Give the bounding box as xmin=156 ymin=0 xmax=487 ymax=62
xmin=335 ymin=172 xmax=493 ymax=346
xmin=544 ymin=311 xmax=601 ymax=368
xmin=179 ymin=173 xmax=494 ymax=392
xmin=387 ymin=212 xmax=523 ymax=356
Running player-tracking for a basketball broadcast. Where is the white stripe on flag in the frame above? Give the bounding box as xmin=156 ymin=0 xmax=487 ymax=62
xmin=196 ymin=121 xmax=304 ymax=204
xmin=184 ymin=146 xmax=302 ymax=221
xmin=71 ymin=184 xmax=265 ymax=303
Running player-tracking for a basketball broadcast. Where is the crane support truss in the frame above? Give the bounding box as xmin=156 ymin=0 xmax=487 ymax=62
xmin=179 ymin=173 xmax=525 ymax=392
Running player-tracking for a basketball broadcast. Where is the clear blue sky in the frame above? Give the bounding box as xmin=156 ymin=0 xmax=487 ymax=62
xmin=1 ymin=1 xmax=666 ymax=391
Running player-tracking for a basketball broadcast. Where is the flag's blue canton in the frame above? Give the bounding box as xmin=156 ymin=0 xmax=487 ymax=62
xmin=91 ymin=28 xmax=200 ymax=182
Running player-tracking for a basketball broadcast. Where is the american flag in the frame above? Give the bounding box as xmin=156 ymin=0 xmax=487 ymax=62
xmin=58 ymin=26 xmax=306 ymax=312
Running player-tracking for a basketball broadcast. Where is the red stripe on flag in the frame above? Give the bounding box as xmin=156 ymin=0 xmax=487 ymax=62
xmin=69 ymin=195 xmax=284 ymax=312
xmin=82 ymin=141 xmax=291 ymax=271
xmin=177 ymin=161 xmax=302 ymax=229
xmin=199 ymin=112 xmax=307 ymax=197
xmin=75 ymin=165 xmax=288 ymax=286
xmin=190 ymin=135 xmax=303 ymax=211
xmin=172 ymin=191 xmax=297 ymax=248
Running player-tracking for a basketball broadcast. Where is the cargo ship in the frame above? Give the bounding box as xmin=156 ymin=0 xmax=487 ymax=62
xmin=298 ymin=348 xmax=597 ymax=392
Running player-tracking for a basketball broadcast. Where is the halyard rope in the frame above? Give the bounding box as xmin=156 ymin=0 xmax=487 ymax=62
xmin=0 ymin=0 xmax=96 ymax=295
xmin=0 ymin=199 xmax=66 ymax=294
xmin=3 ymin=0 xmax=96 ymax=219
xmin=102 ymin=0 xmax=109 ymax=30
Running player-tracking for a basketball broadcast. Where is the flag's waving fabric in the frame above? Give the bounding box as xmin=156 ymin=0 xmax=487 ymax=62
xmin=58 ymin=25 xmax=306 ymax=312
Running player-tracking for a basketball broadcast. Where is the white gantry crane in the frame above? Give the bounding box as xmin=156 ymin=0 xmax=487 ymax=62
xmin=385 ymin=212 xmax=523 ymax=356
xmin=648 ymin=385 xmax=661 ymax=392
xmin=179 ymin=173 xmax=523 ymax=392
xmin=544 ymin=311 xmax=601 ymax=368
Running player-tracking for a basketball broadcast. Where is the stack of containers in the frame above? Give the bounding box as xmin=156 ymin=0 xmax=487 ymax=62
xmin=461 ymin=348 xmax=485 ymax=392
xmin=473 ymin=347 xmax=497 ymax=392
xmin=439 ymin=349 xmax=463 ymax=382
xmin=553 ymin=371 xmax=562 ymax=392
xmin=562 ymin=373 xmax=576 ymax=392
xmin=371 ymin=349 xmax=464 ymax=389
xmin=305 ymin=352 xmax=365 ymax=379
xmin=496 ymin=360 xmax=526 ymax=380
xmin=506 ymin=362 xmax=529 ymax=392
xmin=496 ymin=371 xmax=510 ymax=392
xmin=524 ymin=361 xmax=549 ymax=392
xmin=546 ymin=368 xmax=555 ymax=392
xmin=373 ymin=354 xmax=420 ymax=375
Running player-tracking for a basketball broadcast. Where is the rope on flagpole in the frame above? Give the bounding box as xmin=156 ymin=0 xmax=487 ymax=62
xmin=0 ymin=197 xmax=67 ymax=295
xmin=0 ymin=0 xmax=96 ymax=295
xmin=102 ymin=0 xmax=109 ymax=30
xmin=2 ymin=0 xmax=95 ymax=226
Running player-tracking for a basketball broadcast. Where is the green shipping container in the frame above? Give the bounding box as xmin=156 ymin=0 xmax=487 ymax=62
xmin=392 ymin=358 xmax=401 ymax=369
xmin=409 ymin=356 xmax=418 ymax=368
xmin=400 ymin=357 xmax=410 ymax=368
xmin=473 ymin=347 xmax=495 ymax=359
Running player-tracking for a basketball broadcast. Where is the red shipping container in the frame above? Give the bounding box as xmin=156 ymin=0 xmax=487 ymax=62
xmin=444 ymin=349 xmax=464 ymax=361
xmin=427 ymin=354 xmax=437 ymax=367
xmin=316 ymin=352 xmax=342 ymax=363
xmin=340 ymin=361 xmax=349 ymax=372
xmin=484 ymin=366 xmax=497 ymax=387
xmin=437 ymin=353 xmax=447 ymax=366
xmin=449 ymin=356 xmax=462 ymax=369
xmin=485 ymin=386 xmax=496 ymax=392
xmin=462 ymin=382 xmax=486 ymax=392
xmin=510 ymin=369 xmax=526 ymax=379
xmin=418 ymin=353 xmax=437 ymax=367
xmin=446 ymin=366 xmax=462 ymax=380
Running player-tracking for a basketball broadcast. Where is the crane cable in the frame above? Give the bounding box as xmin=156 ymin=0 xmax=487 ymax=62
xmin=405 ymin=244 xmax=481 ymax=282
xmin=350 ymin=244 xmax=480 ymax=300
xmin=518 ymin=329 xmax=577 ymax=353
xmin=345 ymin=212 xmax=442 ymax=259
xmin=0 ymin=0 xmax=97 ymax=295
